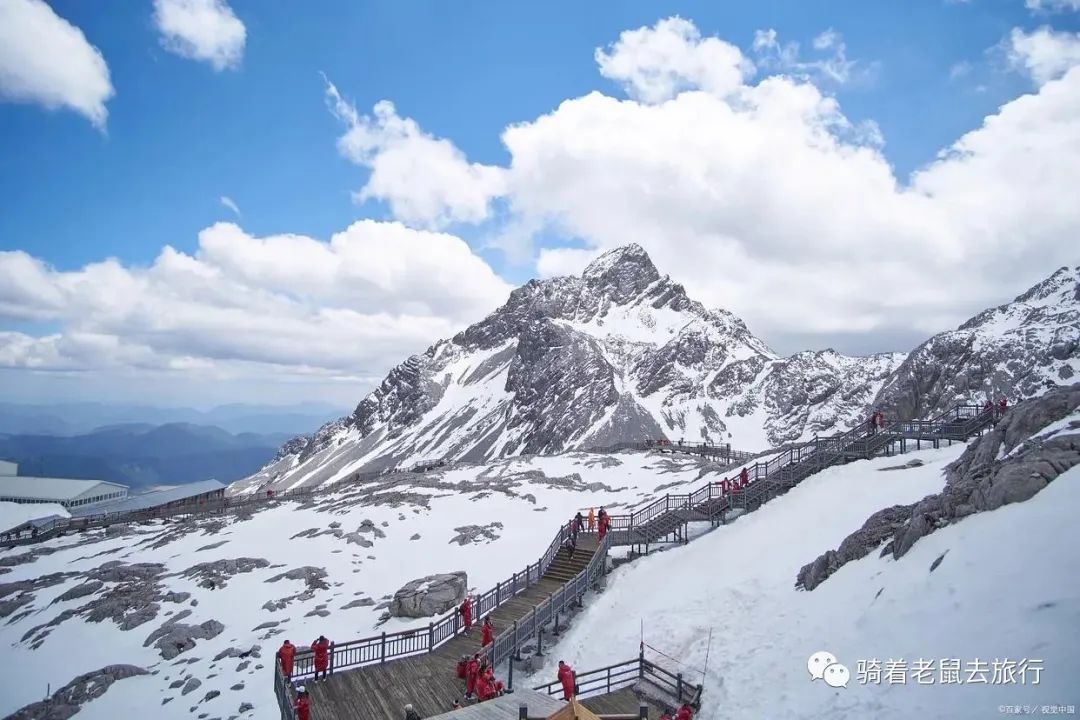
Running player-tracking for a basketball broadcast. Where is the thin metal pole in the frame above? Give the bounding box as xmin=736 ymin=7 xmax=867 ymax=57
xmin=702 ymin=627 xmax=713 ymax=683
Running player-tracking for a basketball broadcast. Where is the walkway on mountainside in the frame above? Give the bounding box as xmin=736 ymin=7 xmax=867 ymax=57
xmin=299 ymin=535 xmax=605 ymax=719
xmin=272 ymin=403 xmax=997 ymax=720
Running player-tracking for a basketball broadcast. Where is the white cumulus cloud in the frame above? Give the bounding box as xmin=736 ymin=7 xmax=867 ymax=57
xmin=1008 ymin=26 xmax=1080 ymax=85
xmin=0 ymin=0 xmax=114 ymax=129
xmin=0 ymin=222 xmax=512 ymax=385
xmin=325 ymin=80 xmax=507 ymax=229
xmin=595 ymin=16 xmax=752 ymax=103
xmin=752 ymin=26 xmax=862 ymax=85
xmin=153 ymin=0 xmax=246 ymax=71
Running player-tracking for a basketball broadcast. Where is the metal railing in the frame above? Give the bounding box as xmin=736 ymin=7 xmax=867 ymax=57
xmin=531 ymin=650 xmax=703 ymax=709
xmin=286 ymin=521 xmax=603 ymax=680
xmin=584 ymin=440 xmax=756 ymax=465
xmin=604 ymin=403 xmax=996 ymax=548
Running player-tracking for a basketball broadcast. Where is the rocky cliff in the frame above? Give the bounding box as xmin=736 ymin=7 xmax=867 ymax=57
xmin=796 ymin=382 xmax=1080 ymax=591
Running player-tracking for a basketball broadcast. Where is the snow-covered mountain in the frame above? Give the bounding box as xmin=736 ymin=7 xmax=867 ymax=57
xmin=236 ymin=245 xmax=903 ymax=494
xmin=872 ymin=265 xmax=1080 ymax=419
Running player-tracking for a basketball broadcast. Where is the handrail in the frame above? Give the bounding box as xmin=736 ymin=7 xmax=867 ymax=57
xmin=531 ymin=652 xmax=703 ymax=709
xmin=604 ymin=402 xmax=995 ymax=547
xmin=287 ymin=523 xmax=606 ymax=679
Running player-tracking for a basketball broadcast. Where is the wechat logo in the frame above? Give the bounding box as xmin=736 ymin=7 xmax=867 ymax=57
xmin=808 ymin=650 xmax=850 ymax=689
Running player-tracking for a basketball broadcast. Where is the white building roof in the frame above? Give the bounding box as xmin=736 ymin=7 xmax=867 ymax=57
xmin=0 ymin=476 xmax=127 ymax=501
xmin=0 ymin=460 xmax=17 ymax=477
xmin=70 ymin=479 xmax=226 ymax=516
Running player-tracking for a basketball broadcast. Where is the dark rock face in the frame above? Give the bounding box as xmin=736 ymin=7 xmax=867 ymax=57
xmin=797 ymin=383 xmax=1080 ymax=591
xmin=181 ymin=558 xmax=270 ymax=590
xmin=873 ymin=266 xmax=1080 ymax=420
xmin=4 ymin=664 xmax=147 ymax=720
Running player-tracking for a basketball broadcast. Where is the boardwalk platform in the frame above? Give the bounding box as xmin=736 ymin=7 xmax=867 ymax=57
xmin=424 ymin=687 xmax=666 ymax=719
xmin=306 ymin=535 xmax=599 ymax=720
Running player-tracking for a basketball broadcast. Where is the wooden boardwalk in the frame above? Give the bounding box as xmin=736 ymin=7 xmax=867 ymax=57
xmin=307 ymin=536 xmax=599 ymax=720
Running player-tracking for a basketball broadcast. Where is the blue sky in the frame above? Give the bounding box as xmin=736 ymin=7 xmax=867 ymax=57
xmin=0 ymin=0 xmax=1055 ymax=277
xmin=1 ymin=0 xmax=1078 ymax=406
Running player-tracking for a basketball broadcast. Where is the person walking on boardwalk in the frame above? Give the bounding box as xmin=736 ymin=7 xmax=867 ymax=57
xmin=998 ymin=397 xmax=1008 ymax=417
xmin=481 ymin=617 xmax=494 ymax=648
xmin=475 ymin=667 xmax=495 ymax=702
xmin=597 ymin=514 xmax=608 ymax=543
xmin=574 ymin=511 xmax=584 ymax=533
xmin=456 ymin=654 xmax=468 ymax=679
xmin=739 ymin=466 xmax=749 ymax=488
xmin=587 ymin=507 xmax=596 ymax=531
xmin=293 ymin=686 xmax=310 ymax=720
xmin=310 ymin=635 xmax=331 ymax=682
xmin=459 ymin=595 xmax=473 ymax=632
xmin=557 ymin=660 xmax=576 ymax=701
xmin=675 ymin=702 xmax=694 ymax=720
xmin=465 ymin=653 xmax=480 ymax=699
xmin=276 ymin=639 xmax=296 ymax=678
xmin=403 ymin=703 xmax=422 ymax=720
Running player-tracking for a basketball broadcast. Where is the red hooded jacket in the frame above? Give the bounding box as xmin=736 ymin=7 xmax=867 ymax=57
xmin=276 ymin=641 xmax=295 ymax=676
xmin=311 ymin=638 xmax=331 ymax=672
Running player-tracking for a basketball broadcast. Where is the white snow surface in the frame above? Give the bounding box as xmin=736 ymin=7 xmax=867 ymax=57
xmin=0 ymin=450 xmax=733 ymax=719
xmin=0 ymin=502 xmax=70 ymax=532
xmin=528 ymin=445 xmax=1080 ymax=719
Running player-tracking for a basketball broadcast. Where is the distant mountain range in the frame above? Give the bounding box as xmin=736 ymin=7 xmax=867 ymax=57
xmin=0 ymin=401 xmax=346 ymax=437
xmin=0 ymin=423 xmax=294 ymax=489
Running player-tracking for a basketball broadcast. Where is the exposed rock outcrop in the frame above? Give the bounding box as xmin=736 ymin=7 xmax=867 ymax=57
xmin=390 ymin=572 xmax=467 ymax=618
xmin=4 ymin=664 xmax=147 ymax=720
xmin=797 ymin=384 xmax=1080 ymax=590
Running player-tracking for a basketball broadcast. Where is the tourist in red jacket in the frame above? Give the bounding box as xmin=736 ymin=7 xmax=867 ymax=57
xmin=276 ymin=640 xmax=296 ymax=678
xmin=465 ymin=653 xmax=480 ymax=699
xmin=311 ymin=635 xmax=331 ymax=681
xmin=675 ymin=702 xmax=694 ymax=720
xmin=460 ymin=596 xmax=473 ymax=632
xmin=294 ymin=686 xmax=310 ymax=720
xmin=475 ymin=669 xmax=494 ymax=702
xmin=739 ymin=466 xmax=749 ymax=487
xmin=481 ymin=617 xmax=494 ymax=648
xmin=557 ymin=660 xmax=575 ymax=700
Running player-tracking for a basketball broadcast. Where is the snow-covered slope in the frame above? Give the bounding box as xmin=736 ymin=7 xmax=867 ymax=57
xmin=531 ymin=445 xmax=1080 ymax=719
xmin=0 ymin=451 xmax=729 ymax=720
xmin=236 ymin=245 xmax=903 ymax=494
xmin=873 ymin=265 xmax=1080 ymax=419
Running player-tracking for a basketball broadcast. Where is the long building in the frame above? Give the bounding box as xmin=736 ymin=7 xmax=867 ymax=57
xmin=68 ymin=479 xmax=226 ymax=517
xmin=0 ymin=461 xmax=129 ymax=509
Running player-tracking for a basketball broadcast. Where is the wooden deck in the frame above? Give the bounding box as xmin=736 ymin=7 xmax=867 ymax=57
xmin=423 ymin=687 xmax=666 ymax=719
xmin=307 ymin=535 xmax=599 ymax=720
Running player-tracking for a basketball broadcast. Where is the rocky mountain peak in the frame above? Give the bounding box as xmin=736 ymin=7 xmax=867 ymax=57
xmin=581 ymin=244 xmax=662 ymax=304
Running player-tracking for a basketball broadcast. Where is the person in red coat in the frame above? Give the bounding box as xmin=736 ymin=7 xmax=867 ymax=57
xmin=456 ymin=654 xmax=468 ymax=680
xmin=294 ymin=686 xmax=310 ymax=720
xmin=739 ymin=466 xmax=749 ymax=487
xmin=465 ymin=653 xmax=480 ymax=699
xmin=460 ymin=596 xmax=473 ymax=632
xmin=276 ymin=640 xmax=296 ymax=678
xmin=486 ymin=667 xmax=504 ymax=697
xmin=675 ymin=703 xmax=694 ymax=720
xmin=310 ymin=635 xmax=331 ymax=681
xmin=475 ymin=669 xmax=494 ymax=702
xmin=597 ymin=514 xmax=608 ymax=542
xmin=481 ymin=617 xmax=494 ymax=648
xmin=659 ymin=712 xmax=673 ymax=720
xmin=557 ymin=660 xmax=575 ymax=701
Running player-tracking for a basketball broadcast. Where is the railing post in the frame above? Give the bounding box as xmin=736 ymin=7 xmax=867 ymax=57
xmin=513 ymin=620 xmax=521 ymax=660
xmin=496 ymin=582 xmax=501 ymax=606
xmin=512 ymin=571 xmax=517 ymax=594
xmin=519 ymin=705 xmax=528 ymax=719
xmin=508 ymin=652 xmax=515 ymax=693
xmin=380 ymin=631 xmax=386 ymax=663
xmin=427 ymin=622 xmax=434 ymax=652
xmin=677 ymin=672 xmax=683 ymax=701
xmin=534 ymin=607 xmax=543 ymax=657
